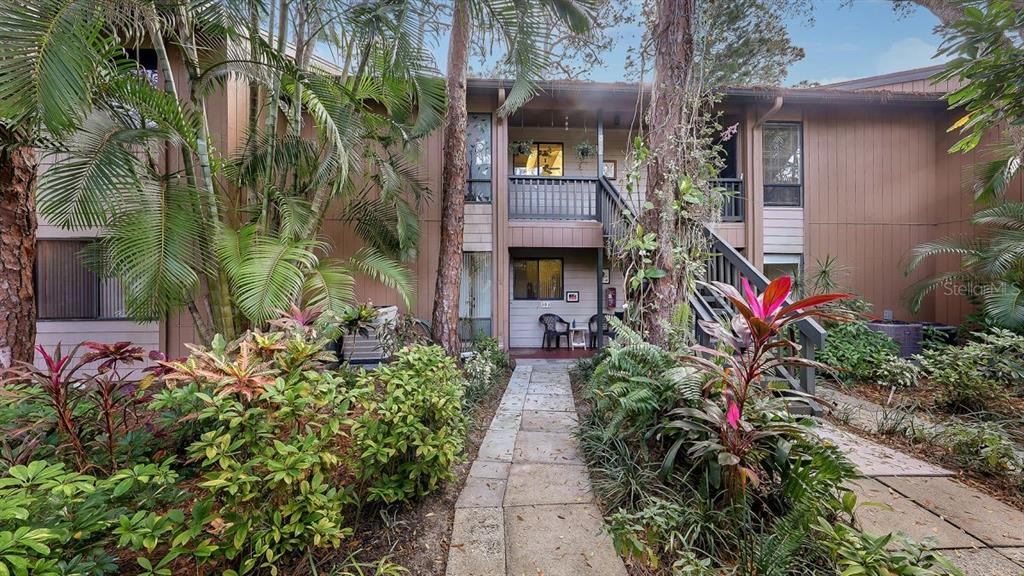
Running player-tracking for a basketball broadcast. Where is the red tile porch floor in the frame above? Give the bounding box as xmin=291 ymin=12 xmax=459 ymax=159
xmin=509 ymin=347 xmax=595 ymax=360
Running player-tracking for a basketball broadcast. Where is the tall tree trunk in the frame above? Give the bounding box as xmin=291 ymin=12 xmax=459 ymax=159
xmin=637 ymin=0 xmax=696 ymax=346
xmin=432 ymin=0 xmax=471 ymax=356
xmin=0 ymin=140 xmax=37 ymax=367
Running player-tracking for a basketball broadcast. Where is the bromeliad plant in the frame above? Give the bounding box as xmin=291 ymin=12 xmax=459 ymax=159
xmin=662 ymin=275 xmax=850 ymax=496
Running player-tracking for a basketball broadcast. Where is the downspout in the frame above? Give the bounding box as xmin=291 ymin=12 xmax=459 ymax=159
xmin=755 ymin=95 xmax=784 ymax=128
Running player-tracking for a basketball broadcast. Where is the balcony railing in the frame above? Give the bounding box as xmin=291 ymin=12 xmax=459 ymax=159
xmin=509 ymin=177 xmax=598 ymax=220
xmin=509 ymin=176 xmax=745 ymax=222
xmin=715 ymin=178 xmax=745 ymax=222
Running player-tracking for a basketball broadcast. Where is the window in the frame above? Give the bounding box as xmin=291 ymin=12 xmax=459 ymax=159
xmin=513 ymin=143 xmax=564 ymax=177
xmin=36 ymin=239 xmax=125 ymax=320
xmin=459 ymin=252 xmax=492 ymax=340
xmin=763 ymin=254 xmax=803 ymax=284
xmin=762 ymin=122 xmax=802 ymax=207
xmin=513 ymin=258 xmax=563 ymax=300
xmin=466 ymin=113 xmax=492 ymax=202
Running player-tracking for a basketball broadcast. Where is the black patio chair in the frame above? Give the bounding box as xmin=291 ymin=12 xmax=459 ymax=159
xmin=539 ymin=313 xmax=570 ymax=349
xmin=588 ymin=314 xmax=616 ymax=348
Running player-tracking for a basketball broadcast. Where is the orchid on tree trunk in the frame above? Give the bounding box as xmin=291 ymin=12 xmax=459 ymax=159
xmin=661 ymin=275 xmax=850 ymax=499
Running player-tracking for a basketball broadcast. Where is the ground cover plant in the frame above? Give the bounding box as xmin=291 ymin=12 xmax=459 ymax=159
xmin=0 ymin=309 xmax=481 ymax=575
xmin=573 ymin=276 xmax=962 ymax=575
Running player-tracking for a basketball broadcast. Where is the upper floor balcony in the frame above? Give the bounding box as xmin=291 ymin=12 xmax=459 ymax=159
xmin=507 ymin=175 xmax=745 ymax=223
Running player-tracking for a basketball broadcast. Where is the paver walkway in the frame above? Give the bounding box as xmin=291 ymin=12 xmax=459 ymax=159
xmin=446 ymin=360 xmax=627 ymax=576
xmin=816 ymin=421 xmax=1024 ymax=575
xmin=447 ymin=361 xmax=1024 ymax=576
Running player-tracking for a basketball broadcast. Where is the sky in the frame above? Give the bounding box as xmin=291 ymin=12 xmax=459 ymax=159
xmin=428 ymin=0 xmax=951 ymax=87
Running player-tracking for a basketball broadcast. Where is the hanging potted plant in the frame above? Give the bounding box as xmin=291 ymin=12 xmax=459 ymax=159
xmin=509 ymin=140 xmax=534 ymax=156
xmin=574 ymin=140 xmax=597 ymax=167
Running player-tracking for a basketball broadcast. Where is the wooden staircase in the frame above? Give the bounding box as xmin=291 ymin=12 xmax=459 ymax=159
xmin=597 ymin=177 xmax=826 ymax=411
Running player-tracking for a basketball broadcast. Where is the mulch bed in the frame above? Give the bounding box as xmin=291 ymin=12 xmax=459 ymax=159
xmin=843 ymin=380 xmax=1024 ymax=418
xmin=335 ymin=365 xmax=512 ymax=575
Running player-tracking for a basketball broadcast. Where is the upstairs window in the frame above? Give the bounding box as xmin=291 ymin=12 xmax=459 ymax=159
xmin=36 ymin=239 xmax=125 ymax=320
xmin=512 ymin=258 xmax=563 ymax=300
xmin=466 ymin=113 xmax=492 ymax=202
xmin=762 ymin=122 xmax=803 ymax=207
xmin=513 ymin=143 xmax=563 ymax=177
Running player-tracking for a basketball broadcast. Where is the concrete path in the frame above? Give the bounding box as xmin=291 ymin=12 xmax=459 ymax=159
xmin=816 ymin=421 xmax=1024 ymax=575
xmin=446 ymin=360 xmax=628 ymax=576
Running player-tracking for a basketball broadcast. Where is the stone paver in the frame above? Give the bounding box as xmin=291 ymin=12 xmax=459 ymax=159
xmin=505 ymin=503 xmax=627 ymax=576
xmin=447 ymin=362 xmax=627 ymax=576
xmin=998 ymin=548 xmax=1024 ymax=567
xmin=523 ymin=393 xmax=576 ymax=412
xmin=878 ymin=476 xmax=1024 ymax=548
xmin=850 ymin=478 xmax=982 ymax=549
xmin=513 ymin=431 xmax=583 ymax=464
xmin=505 ymin=463 xmax=592 ymax=506
xmin=455 ymin=476 xmax=506 ymax=509
xmin=469 ymin=460 xmax=510 ymax=480
xmin=446 ymin=507 xmax=505 ymax=576
xmin=520 ymin=410 xmax=577 ymax=433
xmin=816 ymin=424 xmax=951 ymax=476
xmin=477 ymin=428 xmax=516 ymax=463
xmin=943 ymin=548 xmax=1024 ymax=575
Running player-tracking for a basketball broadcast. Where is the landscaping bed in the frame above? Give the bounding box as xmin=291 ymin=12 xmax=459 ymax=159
xmin=349 ymin=357 xmax=512 ymax=575
xmin=0 ymin=314 xmax=514 ymax=576
xmin=565 ymin=280 xmax=962 ymax=575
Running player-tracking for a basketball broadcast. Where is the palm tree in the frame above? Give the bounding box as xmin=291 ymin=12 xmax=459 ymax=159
xmin=907 ymin=202 xmax=1024 ymax=331
xmin=431 ymin=0 xmax=596 ymax=355
xmin=0 ymin=0 xmax=446 ymax=345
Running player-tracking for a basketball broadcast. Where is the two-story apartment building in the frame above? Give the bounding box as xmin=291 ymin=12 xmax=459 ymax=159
xmin=32 ymin=65 xmax=1024 ymax=365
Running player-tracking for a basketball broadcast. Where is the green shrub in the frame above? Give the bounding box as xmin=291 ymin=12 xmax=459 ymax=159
xmin=120 ymin=331 xmax=363 ymax=575
xmin=462 ymin=337 xmax=512 ymax=408
xmin=354 ymin=344 xmax=467 ymax=504
xmin=0 ymin=459 xmax=181 ymax=576
xmin=819 ymin=321 xmax=904 ymax=385
xmin=473 ymin=336 xmax=511 ymax=374
xmin=870 ymin=357 xmax=920 ymax=389
xmin=934 ymin=421 xmax=1023 ymax=477
xmin=917 ymin=346 xmax=1011 ymax=414
xmin=816 ymin=520 xmax=962 ymax=576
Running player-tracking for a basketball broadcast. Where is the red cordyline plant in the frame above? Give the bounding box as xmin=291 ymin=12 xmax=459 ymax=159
xmin=1 ymin=342 xmax=147 ymax=472
xmin=663 ymin=276 xmax=850 ymax=495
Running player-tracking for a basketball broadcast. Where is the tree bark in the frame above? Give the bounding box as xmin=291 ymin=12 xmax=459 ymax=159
xmin=637 ymin=0 xmax=696 ymax=346
xmin=0 ymin=140 xmax=38 ymax=367
xmin=432 ymin=0 xmax=471 ymax=357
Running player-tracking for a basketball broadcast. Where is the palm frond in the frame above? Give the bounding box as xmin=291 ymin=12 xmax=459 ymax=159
xmin=222 ymin=234 xmax=326 ymax=324
xmin=37 ymin=111 xmax=166 ymax=229
xmin=904 ymin=236 xmax=980 ymax=274
xmin=347 ymin=247 xmax=415 ymax=307
xmin=0 ymin=0 xmax=114 ymax=133
xmin=982 ymin=282 xmax=1024 ymax=331
xmin=103 ymin=181 xmax=203 ymax=320
xmin=971 ymin=147 xmax=1023 ymax=204
xmin=302 ymin=261 xmax=357 ymax=316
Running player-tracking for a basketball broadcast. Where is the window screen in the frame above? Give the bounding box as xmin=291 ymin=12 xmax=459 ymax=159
xmin=465 ymin=113 xmax=492 ymax=202
xmin=762 ymin=123 xmax=802 ymax=207
xmin=36 ymin=239 xmax=125 ymax=320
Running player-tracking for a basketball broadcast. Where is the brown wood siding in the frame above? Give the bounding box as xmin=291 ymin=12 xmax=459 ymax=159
xmin=803 ymin=104 xmax=943 ymax=321
xmin=508 ymin=221 xmax=604 ymax=248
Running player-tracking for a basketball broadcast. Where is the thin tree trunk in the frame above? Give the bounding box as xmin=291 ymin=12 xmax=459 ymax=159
xmin=637 ymin=0 xmax=695 ymax=346
xmin=0 ymin=140 xmax=37 ymax=367
xmin=432 ymin=0 xmax=471 ymax=357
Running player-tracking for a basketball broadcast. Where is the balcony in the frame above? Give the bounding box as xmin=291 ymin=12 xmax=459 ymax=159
xmin=509 ymin=177 xmax=599 ymax=220
xmin=717 ymin=178 xmax=745 ymax=222
xmin=508 ymin=176 xmax=745 ymax=222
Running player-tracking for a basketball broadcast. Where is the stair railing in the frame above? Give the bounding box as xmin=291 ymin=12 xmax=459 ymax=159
xmin=597 ymin=176 xmax=825 ymax=404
